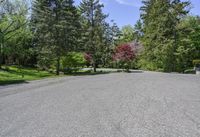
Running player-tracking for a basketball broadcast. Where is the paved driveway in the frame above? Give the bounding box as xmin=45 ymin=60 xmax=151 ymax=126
xmin=0 ymin=72 xmax=200 ymax=137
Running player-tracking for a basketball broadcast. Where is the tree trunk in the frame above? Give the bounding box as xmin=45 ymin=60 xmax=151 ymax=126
xmin=56 ymin=56 xmax=60 ymax=75
xmin=0 ymin=52 xmax=5 ymax=69
xmin=93 ymin=62 xmax=96 ymax=72
xmin=0 ymin=55 xmax=2 ymax=69
xmin=0 ymin=41 xmax=3 ymax=69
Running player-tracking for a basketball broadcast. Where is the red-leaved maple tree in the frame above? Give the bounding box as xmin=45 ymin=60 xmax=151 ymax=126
xmin=113 ymin=44 xmax=136 ymax=62
xmin=112 ymin=44 xmax=136 ymax=71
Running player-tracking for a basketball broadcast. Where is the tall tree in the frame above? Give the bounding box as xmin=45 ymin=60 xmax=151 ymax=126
xmin=140 ymin=0 xmax=190 ymax=71
xmin=110 ymin=20 xmax=121 ymax=46
xmin=134 ymin=19 xmax=143 ymax=42
xmin=80 ymin=0 xmax=107 ymax=72
xmin=31 ymin=0 xmax=80 ymax=75
xmin=175 ymin=16 xmax=200 ymax=72
xmin=101 ymin=20 xmax=120 ymax=67
xmin=0 ymin=0 xmax=30 ymax=68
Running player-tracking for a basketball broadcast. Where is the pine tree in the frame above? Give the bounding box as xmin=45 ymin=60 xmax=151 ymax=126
xmin=110 ymin=20 xmax=121 ymax=46
xmin=31 ymin=0 xmax=80 ymax=75
xmin=101 ymin=20 xmax=120 ymax=66
xmin=134 ymin=19 xmax=143 ymax=42
xmin=140 ymin=0 xmax=190 ymax=71
xmin=80 ymin=0 xmax=107 ymax=72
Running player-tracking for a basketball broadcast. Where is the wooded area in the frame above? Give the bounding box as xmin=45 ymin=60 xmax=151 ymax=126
xmin=0 ymin=0 xmax=200 ymax=77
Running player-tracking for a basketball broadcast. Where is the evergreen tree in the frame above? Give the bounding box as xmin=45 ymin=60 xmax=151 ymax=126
xmin=176 ymin=16 xmax=200 ymax=72
xmin=80 ymin=0 xmax=107 ymax=72
xmin=101 ymin=20 xmax=120 ymax=66
xmin=140 ymin=0 xmax=190 ymax=71
xmin=134 ymin=19 xmax=143 ymax=42
xmin=110 ymin=20 xmax=121 ymax=46
xmin=31 ymin=0 xmax=80 ymax=75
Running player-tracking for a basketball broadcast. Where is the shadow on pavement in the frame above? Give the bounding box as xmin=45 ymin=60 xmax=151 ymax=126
xmin=0 ymin=80 xmax=28 ymax=86
xmin=64 ymin=71 xmax=112 ymax=76
xmin=129 ymin=70 xmax=144 ymax=73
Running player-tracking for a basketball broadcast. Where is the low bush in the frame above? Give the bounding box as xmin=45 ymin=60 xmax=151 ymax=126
xmin=61 ymin=52 xmax=87 ymax=72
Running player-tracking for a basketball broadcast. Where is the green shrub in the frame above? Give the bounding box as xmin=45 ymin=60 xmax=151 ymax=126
xmin=138 ymin=59 xmax=158 ymax=71
xmin=61 ymin=52 xmax=87 ymax=71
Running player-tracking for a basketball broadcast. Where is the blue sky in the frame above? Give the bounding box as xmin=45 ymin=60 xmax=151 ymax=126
xmin=74 ymin=0 xmax=200 ymax=28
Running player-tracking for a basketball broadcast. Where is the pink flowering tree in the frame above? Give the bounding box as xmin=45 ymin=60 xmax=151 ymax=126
xmin=113 ymin=44 xmax=136 ymax=71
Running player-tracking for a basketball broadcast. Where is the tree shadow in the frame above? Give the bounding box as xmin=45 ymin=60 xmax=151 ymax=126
xmin=118 ymin=70 xmax=144 ymax=73
xmin=128 ymin=70 xmax=144 ymax=73
xmin=0 ymin=80 xmax=28 ymax=86
xmin=64 ymin=71 xmax=112 ymax=76
xmin=1 ymin=67 xmax=53 ymax=78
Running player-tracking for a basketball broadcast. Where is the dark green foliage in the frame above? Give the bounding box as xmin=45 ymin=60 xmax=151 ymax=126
xmin=31 ymin=0 xmax=80 ymax=75
xmin=80 ymin=0 xmax=110 ymax=72
xmin=1 ymin=0 xmax=199 ymax=77
xmin=37 ymin=50 xmax=55 ymax=71
xmin=140 ymin=0 xmax=190 ymax=72
xmin=132 ymin=20 xmax=143 ymax=42
xmin=1 ymin=0 xmax=120 ymax=77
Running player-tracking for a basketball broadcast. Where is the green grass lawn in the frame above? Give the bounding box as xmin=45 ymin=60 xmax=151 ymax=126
xmin=0 ymin=66 xmax=113 ymax=85
xmin=0 ymin=66 xmax=55 ymax=85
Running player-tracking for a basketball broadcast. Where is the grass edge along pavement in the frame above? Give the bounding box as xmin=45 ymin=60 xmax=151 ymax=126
xmin=0 ymin=66 xmax=57 ymax=86
xmin=0 ymin=66 xmax=114 ymax=86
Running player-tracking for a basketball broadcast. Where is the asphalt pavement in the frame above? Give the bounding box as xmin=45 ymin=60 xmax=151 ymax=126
xmin=0 ymin=71 xmax=200 ymax=137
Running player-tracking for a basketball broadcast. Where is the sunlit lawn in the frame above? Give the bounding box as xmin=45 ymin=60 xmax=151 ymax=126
xmin=0 ymin=66 xmax=55 ymax=85
xmin=0 ymin=66 xmax=113 ymax=85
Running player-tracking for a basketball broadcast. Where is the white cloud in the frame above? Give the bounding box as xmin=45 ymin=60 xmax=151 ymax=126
xmin=115 ymin=0 xmax=142 ymax=7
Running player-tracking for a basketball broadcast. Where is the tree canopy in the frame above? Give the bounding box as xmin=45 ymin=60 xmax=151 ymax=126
xmin=0 ymin=0 xmax=199 ymax=74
